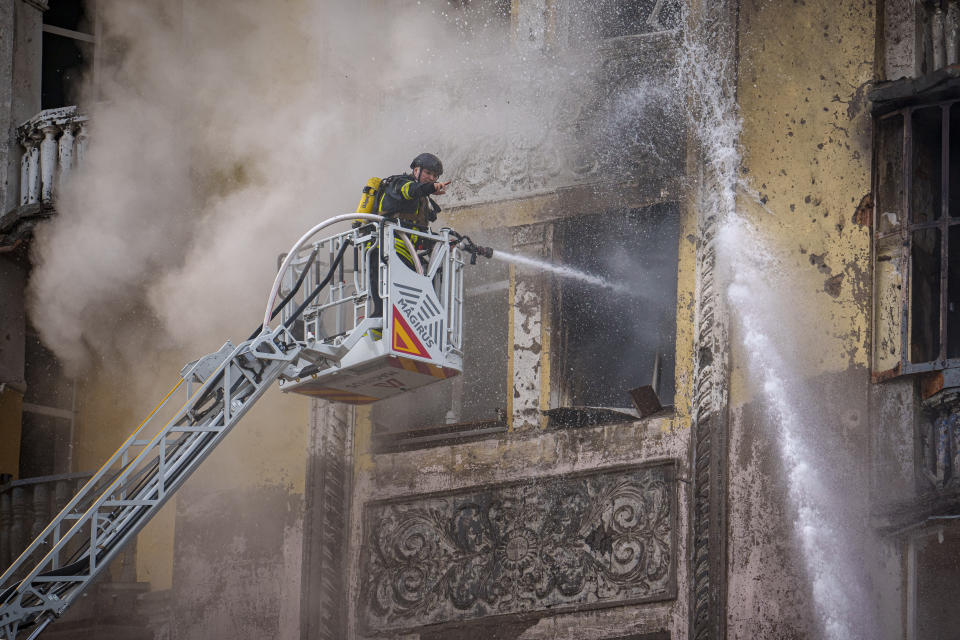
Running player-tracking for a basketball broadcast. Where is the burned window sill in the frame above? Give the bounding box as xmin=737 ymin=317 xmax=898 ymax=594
xmin=540 ymin=406 xmax=672 ymax=430
xmin=874 ymin=487 xmax=960 ymax=537
xmin=873 ymin=362 xmax=960 ymax=390
xmin=371 ymin=419 xmax=509 ymax=454
xmin=370 ymin=405 xmax=675 ymax=455
xmin=917 ymin=367 xmax=960 ymax=406
xmin=869 ymin=65 xmax=960 ymax=115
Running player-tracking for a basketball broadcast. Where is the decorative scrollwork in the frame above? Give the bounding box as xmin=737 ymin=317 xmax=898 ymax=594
xmin=360 ymin=462 xmax=677 ymax=633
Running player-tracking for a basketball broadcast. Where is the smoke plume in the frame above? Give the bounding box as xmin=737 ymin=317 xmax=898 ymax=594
xmin=27 ymin=0 xmax=597 ymax=376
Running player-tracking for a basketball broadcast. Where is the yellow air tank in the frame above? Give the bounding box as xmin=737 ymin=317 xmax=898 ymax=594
xmin=355 ymin=176 xmax=382 ymax=214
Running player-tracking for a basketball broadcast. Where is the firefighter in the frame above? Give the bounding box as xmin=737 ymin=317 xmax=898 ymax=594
xmin=367 ymin=153 xmax=450 ymax=318
xmin=377 ymin=152 xmax=449 ymax=262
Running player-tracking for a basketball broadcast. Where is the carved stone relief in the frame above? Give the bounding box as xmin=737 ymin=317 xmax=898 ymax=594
xmin=359 ymin=462 xmax=677 ymax=634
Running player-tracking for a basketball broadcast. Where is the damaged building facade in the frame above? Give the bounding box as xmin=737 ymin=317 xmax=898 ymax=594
xmin=1 ymin=0 xmax=959 ymax=639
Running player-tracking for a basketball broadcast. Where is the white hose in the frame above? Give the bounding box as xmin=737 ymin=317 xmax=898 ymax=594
xmin=396 ymin=231 xmax=424 ymax=276
xmin=262 ymin=213 xmax=384 ymax=331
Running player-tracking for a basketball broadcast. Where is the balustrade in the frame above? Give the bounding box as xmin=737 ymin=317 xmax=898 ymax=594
xmin=922 ymin=0 xmax=960 ymax=72
xmin=16 ymin=106 xmax=88 ymax=208
xmin=0 ymin=472 xmax=92 ymax=569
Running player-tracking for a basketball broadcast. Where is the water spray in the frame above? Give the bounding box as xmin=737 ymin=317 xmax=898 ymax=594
xmin=449 ymin=229 xmax=632 ymax=295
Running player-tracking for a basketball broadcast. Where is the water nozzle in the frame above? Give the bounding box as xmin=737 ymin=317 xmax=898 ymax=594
xmin=467 ymin=243 xmax=493 ymax=264
xmin=448 ymin=230 xmax=494 ymax=265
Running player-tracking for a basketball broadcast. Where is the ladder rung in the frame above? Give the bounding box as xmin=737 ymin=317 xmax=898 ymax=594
xmin=32 ymin=576 xmax=88 ymax=583
xmin=101 ymin=499 xmax=159 ymax=507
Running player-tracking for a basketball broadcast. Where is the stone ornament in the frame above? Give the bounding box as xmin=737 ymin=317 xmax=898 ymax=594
xmin=359 ymin=461 xmax=677 ymax=633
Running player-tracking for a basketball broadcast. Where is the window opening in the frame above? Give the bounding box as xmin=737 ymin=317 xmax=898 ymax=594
xmin=371 ymin=229 xmax=509 ymax=449
xmin=41 ymin=0 xmax=97 ymax=110
xmin=19 ymin=329 xmax=74 ymax=477
xmin=911 ymin=107 xmax=943 ymax=224
xmin=874 ymin=100 xmax=960 ymax=374
xmin=554 ymin=204 xmax=679 ymax=409
xmin=911 ymin=227 xmax=942 ymax=362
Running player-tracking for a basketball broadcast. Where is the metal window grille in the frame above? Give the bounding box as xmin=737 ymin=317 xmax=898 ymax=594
xmin=873 ymin=98 xmax=960 ymax=375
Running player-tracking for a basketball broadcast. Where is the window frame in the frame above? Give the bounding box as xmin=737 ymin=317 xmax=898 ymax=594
xmin=41 ymin=0 xmax=101 ymax=109
xmin=550 ymin=205 xmax=680 ymax=410
xmin=873 ymin=97 xmax=960 ymax=377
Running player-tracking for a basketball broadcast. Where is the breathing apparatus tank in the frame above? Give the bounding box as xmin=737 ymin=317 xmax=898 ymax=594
xmin=356 ymin=176 xmax=383 ymax=214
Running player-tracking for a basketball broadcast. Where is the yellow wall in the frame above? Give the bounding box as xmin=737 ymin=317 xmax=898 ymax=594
xmin=673 ymin=200 xmax=699 ymax=431
xmin=733 ymin=0 xmax=874 ymax=399
xmin=75 ymin=365 xmax=180 ymax=590
xmin=74 ymin=351 xmax=310 ymax=590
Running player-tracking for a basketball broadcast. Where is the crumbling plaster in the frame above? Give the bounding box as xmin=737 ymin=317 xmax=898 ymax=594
xmin=726 ymin=0 xmax=894 ymax=637
xmin=510 ymin=223 xmax=551 ymax=431
xmin=733 ymin=0 xmax=874 ymax=394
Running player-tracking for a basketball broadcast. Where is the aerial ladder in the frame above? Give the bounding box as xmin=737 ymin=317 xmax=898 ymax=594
xmin=0 ymin=215 xmax=492 ymax=639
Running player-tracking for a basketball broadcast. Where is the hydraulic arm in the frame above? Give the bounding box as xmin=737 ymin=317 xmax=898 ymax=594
xmin=0 ymin=327 xmax=301 ymax=640
xmin=0 ymin=214 xmax=480 ymax=639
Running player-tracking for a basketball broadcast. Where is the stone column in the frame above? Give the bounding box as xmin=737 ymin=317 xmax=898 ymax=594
xmin=509 ymin=223 xmax=552 ymax=431
xmin=0 ymin=490 xmax=11 ymax=567
xmin=54 ymin=479 xmax=71 ymax=514
xmin=19 ymin=135 xmax=35 ymax=206
xmin=947 ymin=1 xmax=960 ymax=65
xmin=932 ymin=7 xmax=947 ymax=70
xmin=75 ymin=122 xmax=88 ymax=163
xmin=38 ymin=123 xmax=59 ymax=201
xmin=31 ymin=482 xmax=48 ymax=541
xmin=25 ymin=131 xmax=41 ymax=204
xmin=10 ymin=486 xmax=26 ymax=560
xmin=300 ymin=400 xmax=353 ymax=640
xmin=58 ymin=122 xmax=76 ymax=189
xmin=686 ymin=2 xmax=736 ymax=639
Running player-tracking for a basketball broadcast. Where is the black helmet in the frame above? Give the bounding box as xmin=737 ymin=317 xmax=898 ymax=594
xmin=410 ymin=152 xmax=443 ymax=176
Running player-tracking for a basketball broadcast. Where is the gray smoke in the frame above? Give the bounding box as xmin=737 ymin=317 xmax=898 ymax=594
xmin=27 ymin=0 xmax=594 ymax=377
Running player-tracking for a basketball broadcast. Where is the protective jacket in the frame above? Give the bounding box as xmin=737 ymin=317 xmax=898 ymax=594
xmin=377 ymin=173 xmax=441 ymax=229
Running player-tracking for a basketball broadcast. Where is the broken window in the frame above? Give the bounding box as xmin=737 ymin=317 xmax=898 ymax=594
xmin=553 ymin=204 xmax=679 ymax=410
xmin=872 ymin=99 xmax=960 ymax=376
xmin=42 ymin=0 xmax=97 ymax=109
xmin=19 ymin=329 xmax=74 ymax=478
xmin=371 ymin=228 xmax=510 ymax=451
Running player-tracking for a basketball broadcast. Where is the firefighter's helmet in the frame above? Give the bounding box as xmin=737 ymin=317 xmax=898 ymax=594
xmin=410 ymin=152 xmax=443 ymax=177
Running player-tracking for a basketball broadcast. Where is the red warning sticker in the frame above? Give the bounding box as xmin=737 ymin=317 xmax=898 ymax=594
xmin=391 ymin=306 xmax=431 ymax=359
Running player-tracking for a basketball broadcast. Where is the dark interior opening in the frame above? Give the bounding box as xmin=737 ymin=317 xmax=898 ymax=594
xmin=911 ymin=227 xmax=942 ymax=363
xmin=44 ymin=0 xmax=90 ymax=32
xmin=555 ymin=203 xmax=679 ymax=408
xmin=916 ymin=522 xmax=960 ymax=639
xmin=566 ymin=0 xmax=682 ymax=39
xmin=911 ymin=106 xmax=943 ymax=224
xmin=41 ymin=32 xmax=90 ymax=110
